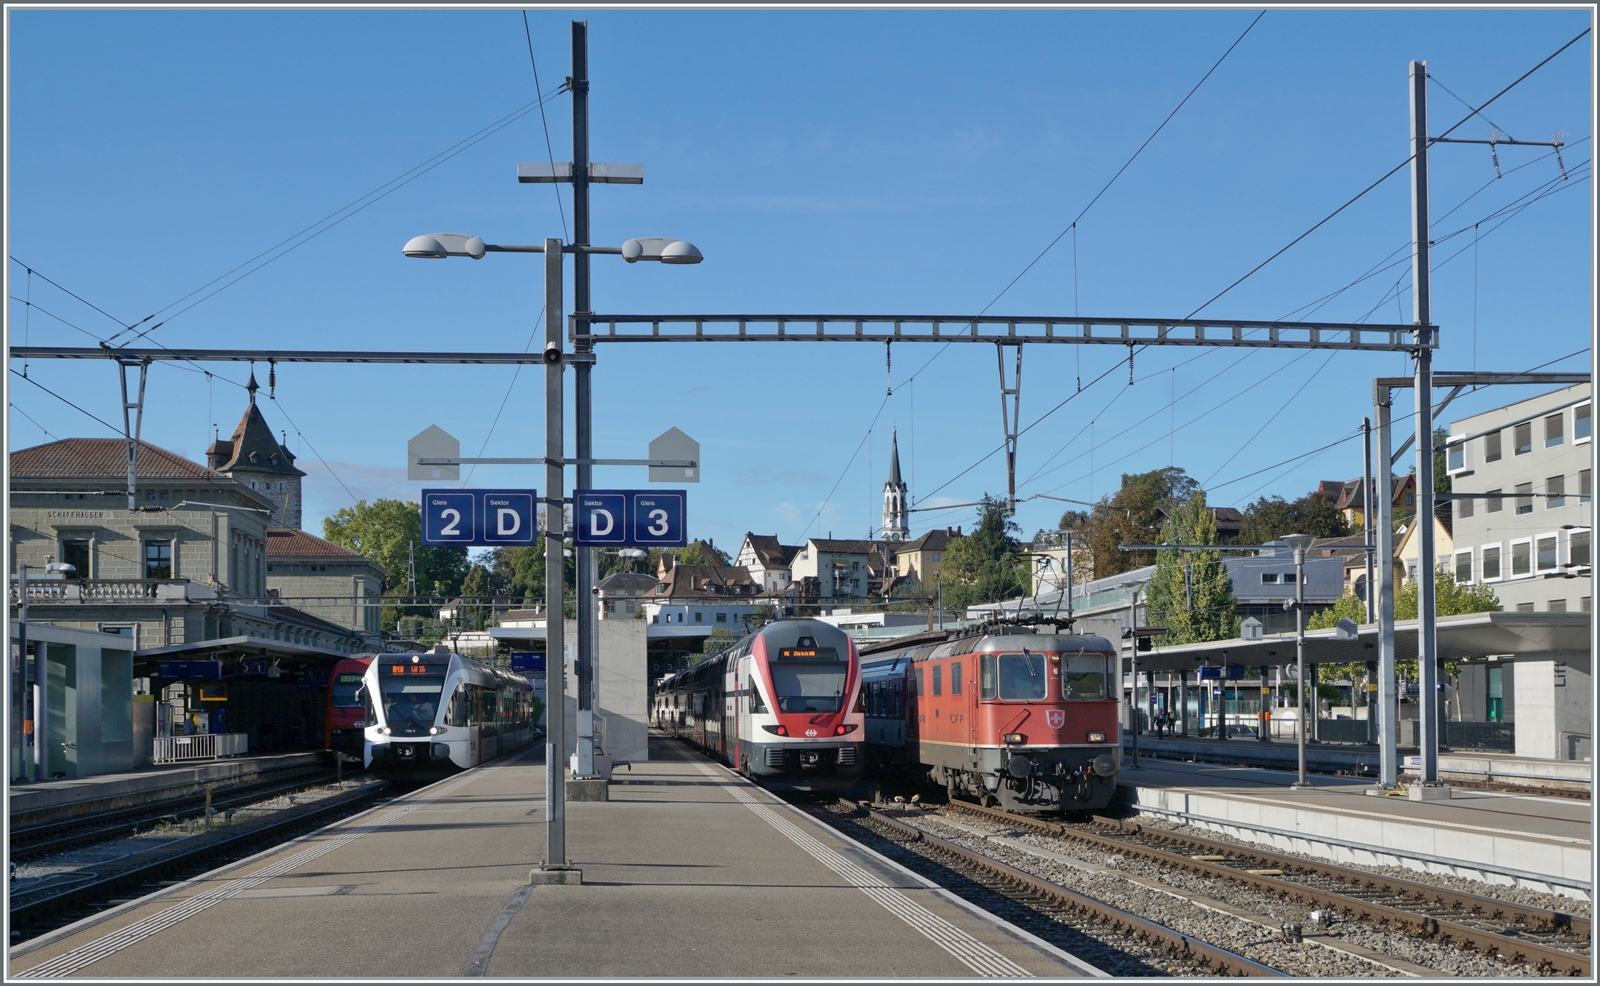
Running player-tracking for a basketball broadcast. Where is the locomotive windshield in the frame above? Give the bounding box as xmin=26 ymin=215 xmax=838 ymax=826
xmin=980 ymin=652 xmax=1047 ymax=700
xmin=378 ymin=660 xmax=448 ymax=731
xmin=1064 ymin=653 xmax=1112 ymax=700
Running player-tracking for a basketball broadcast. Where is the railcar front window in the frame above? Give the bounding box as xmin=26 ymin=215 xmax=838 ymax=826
xmin=996 ymin=652 xmax=1047 ymax=700
xmin=378 ymin=662 xmax=447 ymax=731
xmin=1064 ymin=654 xmax=1111 ymax=700
xmin=768 ymin=662 xmax=847 ymax=713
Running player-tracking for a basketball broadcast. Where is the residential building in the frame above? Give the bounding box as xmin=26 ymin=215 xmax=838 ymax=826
xmin=789 ymin=538 xmax=872 ymax=600
xmin=1333 ymin=475 xmax=1417 ymax=529
xmin=264 ymin=528 xmax=385 ymax=642
xmin=734 ymin=533 xmax=800 ymax=592
xmin=206 ymin=372 xmax=306 ymax=529
xmin=597 ymin=571 xmax=660 ymax=619
xmin=1446 ymin=383 xmax=1592 ymax=615
xmin=881 ymin=430 xmax=910 ymax=541
xmin=1396 ymin=503 xmax=1454 ymax=586
xmin=892 ymin=528 xmax=958 ymax=586
xmin=642 ymin=562 xmax=762 ymax=628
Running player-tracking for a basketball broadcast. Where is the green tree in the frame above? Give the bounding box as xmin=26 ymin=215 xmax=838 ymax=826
xmin=1430 ymin=426 xmax=1453 ymax=496
xmin=485 ymin=545 xmax=574 ymax=607
xmin=939 ymin=495 xmax=1028 ymax=610
xmin=323 ymin=499 xmax=470 ymax=629
xmin=1083 ymin=467 xmax=1199 ymax=579
xmin=1144 ymin=492 xmax=1239 ymax=644
xmin=701 ymin=626 xmax=740 ymax=655
xmin=1236 ymin=489 xmax=1350 ymax=545
xmin=458 ymin=563 xmax=491 ymax=630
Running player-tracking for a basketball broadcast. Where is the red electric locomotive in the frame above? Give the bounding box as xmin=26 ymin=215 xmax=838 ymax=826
xmin=860 ymin=626 xmax=1120 ymax=811
xmin=326 ymin=656 xmax=374 ymax=758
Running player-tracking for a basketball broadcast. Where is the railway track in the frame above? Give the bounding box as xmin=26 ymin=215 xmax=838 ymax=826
xmin=819 ymin=799 xmax=1288 ymax=977
xmin=8 ymin=781 xmax=390 ymax=944
xmin=943 ymin=798 xmax=1591 ymax=977
xmin=9 ymin=768 xmax=345 ymax=862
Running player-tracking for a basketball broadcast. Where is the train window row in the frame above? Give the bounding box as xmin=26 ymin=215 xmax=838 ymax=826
xmin=867 ymin=651 xmax=1114 ymax=712
xmin=445 ymin=684 xmax=533 ymax=728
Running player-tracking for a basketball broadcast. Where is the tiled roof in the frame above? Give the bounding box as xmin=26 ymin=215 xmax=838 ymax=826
xmin=743 ymin=533 xmax=801 ymax=568
xmin=805 ymin=538 xmax=874 ymax=554
xmin=10 ymin=438 xmax=222 ymax=481
xmin=212 ymin=402 xmax=304 ymax=477
xmin=897 ymin=528 xmax=956 ymax=553
xmin=597 ymin=572 xmax=660 ymax=592
xmin=266 ymin=527 xmax=372 ymax=562
xmin=651 ymin=564 xmax=757 ymax=599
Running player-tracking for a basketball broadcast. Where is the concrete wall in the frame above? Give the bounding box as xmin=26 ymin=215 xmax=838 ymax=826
xmin=559 ymin=619 xmax=648 ymax=764
xmin=1513 ymin=653 xmax=1591 ymax=760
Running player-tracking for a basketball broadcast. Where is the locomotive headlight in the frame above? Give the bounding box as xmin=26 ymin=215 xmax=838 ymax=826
xmin=1087 ymin=731 xmax=1107 ymax=743
xmin=834 ymin=724 xmax=858 ymax=735
xmin=1003 ymin=732 xmax=1025 ymax=745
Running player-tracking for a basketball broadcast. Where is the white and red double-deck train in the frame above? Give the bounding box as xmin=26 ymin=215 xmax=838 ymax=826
xmin=860 ymin=625 xmax=1121 ymax=811
xmin=362 ymin=649 xmax=536 ymax=776
xmin=654 ymin=619 xmax=864 ymax=791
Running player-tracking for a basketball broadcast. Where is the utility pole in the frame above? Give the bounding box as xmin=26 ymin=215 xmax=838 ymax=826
xmin=1375 ymin=386 xmax=1398 ymax=789
xmin=1281 ymin=533 xmax=1314 ymax=788
xmin=1362 ymin=417 xmax=1375 ymax=623
xmin=539 ymin=236 xmax=572 ymax=879
xmin=1410 ymin=59 xmax=1443 ymax=793
xmin=14 ymin=564 xmax=27 ymax=783
xmin=571 ymin=21 xmax=599 ymax=781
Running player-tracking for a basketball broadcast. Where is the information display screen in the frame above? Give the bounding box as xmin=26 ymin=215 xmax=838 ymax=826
xmin=776 ymin=647 xmax=840 ymax=661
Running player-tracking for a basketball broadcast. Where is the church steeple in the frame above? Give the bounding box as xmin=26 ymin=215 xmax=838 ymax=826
xmin=882 ymin=429 xmax=909 ymax=541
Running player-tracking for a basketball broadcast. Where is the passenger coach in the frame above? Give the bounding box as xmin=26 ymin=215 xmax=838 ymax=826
xmin=655 ymin=619 xmax=864 ymax=791
xmin=362 ymin=648 xmax=536 ymax=775
xmin=860 ymin=625 xmax=1120 ymax=810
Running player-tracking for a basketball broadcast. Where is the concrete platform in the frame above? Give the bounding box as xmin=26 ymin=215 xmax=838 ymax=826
xmin=1124 ymin=734 xmax=1592 ymax=793
xmin=7 ymin=752 xmax=327 ymax=828
xmin=9 ymin=736 xmax=1102 ymax=979
xmin=1115 ymin=756 xmax=1592 ymax=900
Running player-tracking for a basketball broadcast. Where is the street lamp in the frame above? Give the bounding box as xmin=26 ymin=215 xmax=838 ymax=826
xmin=1279 ymin=533 xmax=1316 ymax=789
xmin=404 ymin=225 xmax=701 ymax=881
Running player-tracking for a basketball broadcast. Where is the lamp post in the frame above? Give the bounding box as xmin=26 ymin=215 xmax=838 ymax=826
xmin=1279 ymin=533 xmax=1315 ymax=788
xmin=404 ymin=227 xmax=699 ymax=879
xmin=1118 ymin=581 xmax=1144 ymax=769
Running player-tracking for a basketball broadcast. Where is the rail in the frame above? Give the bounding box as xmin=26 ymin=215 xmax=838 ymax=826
xmin=153 ymin=732 xmax=249 ymax=763
xmin=9 ymin=579 xmax=189 ymax=604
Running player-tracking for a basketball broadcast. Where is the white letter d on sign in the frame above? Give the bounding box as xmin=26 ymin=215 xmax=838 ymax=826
xmin=497 ymin=508 xmax=522 ymax=536
xmin=590 ymin=509 xmax=614 ymax=537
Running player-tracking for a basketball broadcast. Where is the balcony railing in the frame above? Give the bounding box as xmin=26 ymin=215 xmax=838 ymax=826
xmin=9 ymin=578 xmax=194 ymax=604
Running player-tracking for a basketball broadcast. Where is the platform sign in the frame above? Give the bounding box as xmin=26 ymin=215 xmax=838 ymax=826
xmin=574 ymin=491 xmax=628 ymax=546
xmin=421 ymin=489 xmax=537 ymax=546
xmin=571 ymin=490 xmax=687 ymax=547
xmin=511 ymin=652 xmax=546 ymax=675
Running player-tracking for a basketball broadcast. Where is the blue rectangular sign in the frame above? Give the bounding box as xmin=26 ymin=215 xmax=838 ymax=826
xmin=574 ymin=491 xmax=628 ymax=546
xmin=510 ymin=652 xmax=546 ymax=674
xmin=571 ymin=490 xmax=687 ymax=547
xmin=421 ymin=489 xmax=537 ymax=547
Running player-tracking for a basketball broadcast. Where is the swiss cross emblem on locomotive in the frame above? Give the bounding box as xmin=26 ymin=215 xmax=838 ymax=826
xmin=1047 ymin=709 xmax=1066 ymax=729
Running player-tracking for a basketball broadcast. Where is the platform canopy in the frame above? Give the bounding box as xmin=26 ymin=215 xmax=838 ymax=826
xmin=1127 ymin=611 xmax=1590 ymax=673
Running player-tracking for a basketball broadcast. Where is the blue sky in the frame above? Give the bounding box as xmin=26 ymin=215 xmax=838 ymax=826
xmin=7 ymin=7 xmax=1593 ymax=556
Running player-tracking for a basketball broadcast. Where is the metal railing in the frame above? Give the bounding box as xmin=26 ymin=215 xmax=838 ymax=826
xmin=152 ymin=732 xmax=249 ymax=763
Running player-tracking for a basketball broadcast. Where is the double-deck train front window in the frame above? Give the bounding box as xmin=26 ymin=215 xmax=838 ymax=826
xmin=980 ymin=653 xmax=1047 ymax=700
xmin=331 ymin=673 xmax=364 ymax=708
xmin=768 ymin=645 xmax=846 ymax=713
xmin=1064 ymin=653 xmax=1112 ymax=700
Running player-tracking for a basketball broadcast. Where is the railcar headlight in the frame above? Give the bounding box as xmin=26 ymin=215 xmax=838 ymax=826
xmin=762 ymin=724 xmax=789 ymax=736
xmin=1087 ymin=731 xmax=1107 ymax=743
xmin=834 ymin=724 xmax=858 ymax=735
xmin=1003 ymin=732 xmax=1025 ymax=745
xmin=377 ymin=727 xmax=391 ymax=735
xmin=429 ymin=726 xmax=444 ymax=735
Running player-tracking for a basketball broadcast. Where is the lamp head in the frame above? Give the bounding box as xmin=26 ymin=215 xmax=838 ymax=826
xmin=403 ymin=233 xmax=486 ymax=260
xmin=621 ymin=237 xmax=703 ymax=264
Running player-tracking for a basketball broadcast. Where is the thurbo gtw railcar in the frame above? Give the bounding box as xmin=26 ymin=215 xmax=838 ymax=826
xmin=654 ymin=619 xmax=864 ymax=791
xmin=859 ymin=626 xmax=1121 ymax=811
xmin=362 ymin=649 xmax=536 ymax=775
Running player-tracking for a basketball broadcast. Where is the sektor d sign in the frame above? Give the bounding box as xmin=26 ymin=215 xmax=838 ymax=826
xmin=572 ymin=490 xmax=687 ymax=547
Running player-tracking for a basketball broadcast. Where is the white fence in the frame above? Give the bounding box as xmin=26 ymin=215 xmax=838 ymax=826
xmin=153 ymin=732 xmax=249 ymax=763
